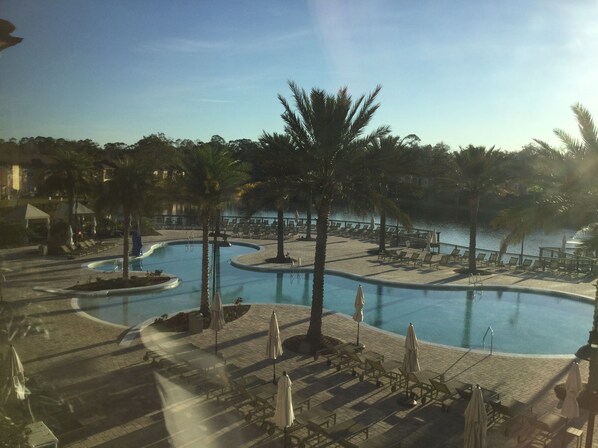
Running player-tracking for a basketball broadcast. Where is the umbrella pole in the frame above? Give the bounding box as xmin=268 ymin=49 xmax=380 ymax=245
xmin=272 ymin=358 xmax=277 ymax=384
xmin=215 ymin=330 xmax=218 ymax=353
xmin=357 ymin=322 xmax=360 ymax=346
xmin=284 ymin=426 xmax=288 ymax=448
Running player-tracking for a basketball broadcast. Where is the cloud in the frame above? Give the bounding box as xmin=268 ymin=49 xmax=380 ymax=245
xmin=192 ymin=98 xmax=234 ymax=104
xmin=138 ymin=29 xmax=311 ymax=54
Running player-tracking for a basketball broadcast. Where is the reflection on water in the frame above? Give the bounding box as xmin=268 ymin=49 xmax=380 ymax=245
xmin=86 ymin=242 xmax=593 ymax=354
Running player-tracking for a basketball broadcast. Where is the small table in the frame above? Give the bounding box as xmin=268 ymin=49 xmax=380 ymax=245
xmin=565 ymin=427 xmax=583 ymax=448
xmin=457 ymin=384 xmax=499 ymax=402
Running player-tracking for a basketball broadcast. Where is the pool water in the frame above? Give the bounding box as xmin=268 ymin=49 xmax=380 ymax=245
xmin=82 ymin=242 xmax=592 ymax=355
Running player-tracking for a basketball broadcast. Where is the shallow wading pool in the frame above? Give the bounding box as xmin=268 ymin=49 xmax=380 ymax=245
xmin=80 ymin=241 xmax=592 ymax=355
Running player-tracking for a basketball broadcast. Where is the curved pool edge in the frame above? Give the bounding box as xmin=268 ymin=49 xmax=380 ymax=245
xmin=33 ymin=275 xmax=180 ymax=297
xmin=63 ymin=239 xmax=593 ymax=358
xmin=229 ymin=253 xmax=595 ymax=305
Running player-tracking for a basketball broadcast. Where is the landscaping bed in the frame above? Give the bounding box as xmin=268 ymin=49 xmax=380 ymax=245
xmin=67 ymin=275 xmax=171 ymax=291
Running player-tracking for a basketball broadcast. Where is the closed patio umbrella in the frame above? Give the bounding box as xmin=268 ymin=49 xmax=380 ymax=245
xmin=562 ymin=361 xmax=582 ymax=419
xmin=274 ymin=371 xmax=294 ymax=448
xmin=401 ymin=323 xmax=420 ymax=406
xmin=353 ymin=285 xmax=365 ymax=346
xmin=266 ymin=311 xmax=283 ymax=384
xmin=67 ymin=225 xmax=74 ymax=249
xmin=561 ymin=234 xmax=567 ymax=254
xmin=426 ymin=232 xmax=432 ymax=252
xmin=464 ymin=385 xmax=487 ymax=448
xmin=2 ymin=345 xmax=26 ymax=403
xmin=209 ymin=291 xmax=225 ymax=353
xmin=404 ymin=323 xmax=420 ymax=373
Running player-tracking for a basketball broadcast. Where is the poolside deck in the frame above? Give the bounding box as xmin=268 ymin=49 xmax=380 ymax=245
xmin=1 ymin=230 xmax=596 ymax=447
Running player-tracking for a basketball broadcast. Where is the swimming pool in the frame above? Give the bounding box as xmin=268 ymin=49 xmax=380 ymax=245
xmin=81 ymin=241 xmax=592 ymax=355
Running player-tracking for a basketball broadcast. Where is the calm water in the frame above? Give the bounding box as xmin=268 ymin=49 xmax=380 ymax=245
xmin=81 ymin=242 xmax=592 ymax=355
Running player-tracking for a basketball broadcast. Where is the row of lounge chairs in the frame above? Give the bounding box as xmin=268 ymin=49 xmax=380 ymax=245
xmin=58 ymin=239 xmax=114 ymax=258
xmin=312 ymin=340 xmax=572 ymax=447
xmin=144 ymin=339 xmax=572 ymax=447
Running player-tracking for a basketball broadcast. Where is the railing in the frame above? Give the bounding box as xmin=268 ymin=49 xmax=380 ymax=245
xmin=482 ymin=326 xmax=494 ymax=355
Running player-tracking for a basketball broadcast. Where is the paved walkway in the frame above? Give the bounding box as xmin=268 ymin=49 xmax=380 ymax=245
xmin=1 ymin=230 xmax=596 ymax=447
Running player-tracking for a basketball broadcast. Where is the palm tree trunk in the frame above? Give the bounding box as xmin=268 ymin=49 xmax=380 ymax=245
xmin=468 ymin=195 xmax=479 ymax=272
xmin=276 ymin=206 xmax=285 ymax=261
xmin=200 ymin=211 xmax=210 ymax=317
xmin=122 ymin=212 xmax=130 ymax=282
xmin=379 ymin=210 xmax=387 ymax=252
xmin=307 ymin=201 xmax=330 ymax=349
xmin=67 ymin=193 xmax=75 ymax=240
xmin=305 ymin=189 xmax=313 ymax=240
xmin=212 ymin=210 xmax=218 ymax=296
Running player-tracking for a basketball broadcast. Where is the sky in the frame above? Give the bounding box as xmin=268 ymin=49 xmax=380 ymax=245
xmin=1 ymin=0 xmax=597 ymax=151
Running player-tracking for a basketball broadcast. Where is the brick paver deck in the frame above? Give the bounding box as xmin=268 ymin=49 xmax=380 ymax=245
xmin=1 ymin=230 xmax=596 ymax=447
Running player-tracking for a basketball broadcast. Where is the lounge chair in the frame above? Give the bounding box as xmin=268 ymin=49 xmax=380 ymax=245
xmin=429 ymin=377 xmax=467 ymax=412
xmin=304 ymin=408 xmax=387 ymax=448
xmin=449 ymin=247 xmax=460 ymax=261
xmin=58 ymin=245 xmax=76 ymax=258
xmin=519 ymin=259 xmax=533 ymax=270
xmin=519 ymin=412 xmax=567 ymax=446
xmin=314 ymin=340 xmax=361 ymax=366
xmin=436 ymin=254 xmax=450 ymax=269
xmin=405 ymin=369 xmax=440 ymax=403
xmin=363 ymin=358 xmax=405 ymax=391
xmin=487 ymin=396 xmax=533 ymax=436
xmin=459 ymin=250 xmax=470 ymax=264
xmin=506 ymin=257 xmax=519 ymax=269
xmin=406 ymin=252 xmax=420 ymax=265
xmin=529 ymin=259 xmax=542 ymax=271
xmin=342 ymin=427 xmax=403 ymax=448
xmin=390 ymin=250 xmax=408 ymax=264
xmin=333 ymin=348 xmax=383 ymax=379
xmin=272 ymin=406 xmax=336 ymax=443
xmin=485 ymin=252 xmax=498 ymax=266
xmin=475 ymin=253 xmax=486 ymax=264
xmin=418 ymin=253 xmax=434 ymax=268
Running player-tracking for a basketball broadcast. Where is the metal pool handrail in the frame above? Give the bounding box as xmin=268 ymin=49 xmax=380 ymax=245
xmin=483 ymin=326 xmax=494 ymax=354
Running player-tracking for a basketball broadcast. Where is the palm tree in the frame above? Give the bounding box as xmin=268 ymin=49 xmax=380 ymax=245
xmin=496 ymin=105 xmax=598 ymax=447
xmin=246 ymin=132 xmax=298 ymax=261
xmin=102 ymin=156 xmax=157 ymax=282
xmin=181 ymin=144 xmax=249 ymax=317
xmin=44 ymin=147 xmax=93 ymax=232
xmin=451 ymin=145 xmax=509 ymax=273
xmin=364 ymin=135 xmax=418 ymax=252
xmin=279 ymin=81 xmax=388 ymax=348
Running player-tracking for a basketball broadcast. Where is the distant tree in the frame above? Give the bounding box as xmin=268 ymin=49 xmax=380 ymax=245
xmin=363 ymin=135 xmax=418 ymax=252
xmin=246 ymin=132 xmax=299 ymax=261
xmin=44 ymin=147 xmax=94 ymax=232
xmin=279 ymin=81 xmax=388 ymax=348
xmin=451 ymin=145 xmax=510 ymax=272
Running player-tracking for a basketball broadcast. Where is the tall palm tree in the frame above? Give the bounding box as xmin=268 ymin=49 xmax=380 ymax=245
xmin=279 ymin=81 xmax=388 ymax=348
xmin=44 ymin=147 xmax=93 ymax=232
xmin=496 ymin=105 xmax=598 ymax=447
xmin=102 ymin=156 xmax=156 ymax=282
xmin=181 ymin=144 xmax=249 ymax=317
xmin=451 ymin=145 xmax=509 ymax=273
